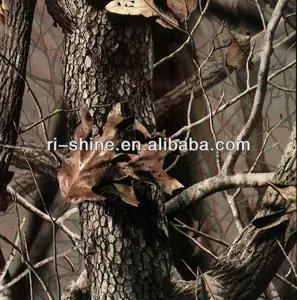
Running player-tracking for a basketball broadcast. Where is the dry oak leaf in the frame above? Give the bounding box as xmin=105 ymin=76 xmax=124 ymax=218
xmin=167 ymin=0 xmax=197 ymax=21
xmin=105 ymin=0 xmax=179 ymax=29
xmin=57 ymin=104 xmax=133 ymax=205
xmin=57 ymin=103 xmax=183 ymax=207
xmin=126 ymin=146 xmax=184 ymax=194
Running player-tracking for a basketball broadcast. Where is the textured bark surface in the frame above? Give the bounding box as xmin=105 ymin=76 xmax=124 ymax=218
xmin=44 ymin=1 xmax=296 ymax=300
xmin=207 ymin=125 xmax=296 ymax=300
xmin=0 ymin=1 xmax=36 ymax=210
xmin=0 ymin=2 xmax=36 ymax=299
xmin=44 ymin=1 xmax=171 ymax=299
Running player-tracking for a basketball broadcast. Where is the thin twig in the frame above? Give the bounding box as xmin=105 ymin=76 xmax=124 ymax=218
xmin=0 ymin=243 xmax=82 ymax=293
xmin=153 ymin=0 xmax=211 ymax=68
xmin=221 ymin=0 xmax=292 ymax=174
xmin=268 ymin=81 xmax=296 ymax=92
xmin=0 ymin=235 xmax=55 ymax=300
xmin=275 ymin=273 xmax=297 ymax=292
xmin=255 ymin=0 xmax=267 ymax=30
xmin=0 ymin=219 xmax=25 ymax=283
xmin=23 ymin=232 xmax=34 ymax=300
xmin=275 ymin=238 xmax=297 ymax=281
xmin=165 ymin=86 xmax=195 ymax=172
xmin=173 ymin=218 xmax=229 ymax=247
xmin=6 ymin=186 xmax=80 ymax=241
xmin=14 ymin=124 xmax=62 ymax=299
xmin=171 ymin=222 xmax=219 ymax=261
xmin=170 ymin=60 xmax=295 ymax=139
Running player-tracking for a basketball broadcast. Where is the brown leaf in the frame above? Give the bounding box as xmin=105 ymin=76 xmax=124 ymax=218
xmin=113 ymin=183 xmax=140 ymax=206
xmin=74 ymin=106 xmax=93 ymax=142
xmin=133 ymin=119 xmax=151 ymax=139
xmin=167 ymin=0 xmax=197 ymax=21
xmin=58 ymin=103 xmax=183 ymax=207
xmin=95 ymin=183 xmax=140 ymax=207
xmin=105 ymin=159 xmax=139 ymax=181
xmin=127 ymin=145 xmax=184 ymax=194
xmin=105 ymin=0 xmax=179 ymax=29
xmin=101 ymin=103 xmax=128 ymax=142
xmin=57 ymin=106 xmax=123 ymax=204
xmin=226 ymin=32 xmax=251 ymax=72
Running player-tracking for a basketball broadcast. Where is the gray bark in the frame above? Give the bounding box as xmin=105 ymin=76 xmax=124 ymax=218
xmin=207 ymin=124 xmax=296 ymax=300
xmin=0 ymin=0 xmax=36 ymax=211
xmin=0 ymin=2 xmax=36 ymax=298
xmin=45 ymin=1 xmax=171 ymax=299
xmin=44 ymin=1 xmax=296 ymax=299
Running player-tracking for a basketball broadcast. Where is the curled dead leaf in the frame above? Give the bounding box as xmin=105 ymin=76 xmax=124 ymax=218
xmin=57 ymin=103 xmax=183 ymax=207
xmin=105 ymin=0 xmax=179 ymax=29
xmin=127 ymin=146 xmax=184 ymax=194
xmin=167 ymin=0 xmax=197 ymax=21
xmin=74 ymin=106 xmax=93 ymax=142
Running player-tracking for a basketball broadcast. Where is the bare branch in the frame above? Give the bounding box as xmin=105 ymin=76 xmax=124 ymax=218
xmin=166 ymin=172 xmax=274 ymax=215
xmin=173 ymin=218 xmax=229 ymax=247
xmin=6 ymin=186 xmax=80 ymax=241
xmin=0 ymin=244 xmax=82 ymax=294
xmin=171 ymin=222 xmax=219 ymax=261
xmin=0 ymin=234 xmax=54 ymax=300
xmin=221 ymin=0 xmax=292 ymax=174
xmin=155 ymin=31 xmax=295 ymax=126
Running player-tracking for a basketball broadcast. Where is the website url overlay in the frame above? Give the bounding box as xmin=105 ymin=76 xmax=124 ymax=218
xmin=47 ymin=137 xmax=250 ymax=152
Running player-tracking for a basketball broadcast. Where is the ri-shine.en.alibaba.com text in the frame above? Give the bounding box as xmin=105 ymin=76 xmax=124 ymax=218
xmin=47 ymin=137 xmax=250 ymax=152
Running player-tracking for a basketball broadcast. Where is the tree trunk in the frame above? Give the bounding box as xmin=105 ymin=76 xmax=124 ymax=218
xmin=45 ymin=1 xmax=172 ymax=299
xmin=0 ymin=0 xmax=36 ymax=210
xmin=0 ymin=0 xmax=36 ymax=299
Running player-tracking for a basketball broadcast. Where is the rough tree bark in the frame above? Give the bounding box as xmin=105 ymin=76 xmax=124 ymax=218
xmin=0 ymin=0 xmax=36 ymax=209
xmin=45 ymin=1 xmax=172 ymax=299
xmin=44 ymin=1 xmax=296 ymax=300
xmin=0 ymin=1 xmax=36 ymax=298
xmin=207 ymin=124 xmax=296 ymax=299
